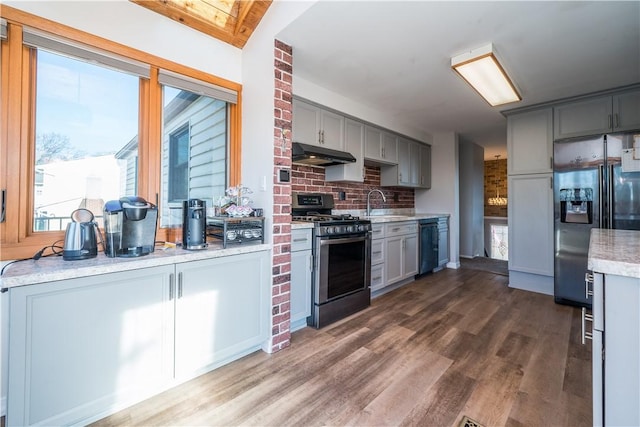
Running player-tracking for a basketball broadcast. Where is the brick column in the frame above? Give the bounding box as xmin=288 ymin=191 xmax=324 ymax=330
xmin=270 ymin=39 xmax=293 ymax=352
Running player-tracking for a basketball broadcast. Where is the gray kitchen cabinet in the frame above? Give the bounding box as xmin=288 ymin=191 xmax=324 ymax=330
xmin=507 ymin=107 xmax=553 ymax=175
xmin=554 ymin=89 xmax=640 ymax=140
xmin=7 ymin=251 xmax=270 ymax=427
xmin=437 ymin=217 xmax=449 ymax=267
xmin=419 ymin=144 xmax=432 ymax=189
xmin=364 ymin=126 xmax=398 ymax=164
xmin=292 ymin=99 xmax=344 ymax=150
xmin=174 ymin=252 xmax=270 ymax=379
xmin=507 ymin=174 xmax=554 ymax=277
xmin=325 ymin=118 xmax=364 ymax=182
xmin=290 ymin=228 xmax=312 ymax=331
xmin=591 ymin=271 xmax=640 ymax=427
xmin=384 ymin=221 xmax=418 ymax=286
xmin=7 ymin=265 xmax=176 ymax=427
xmin=381 ymin=138 xmax=427 ymax=188
xmin=370 ymin=224 xmax=386 ymax=293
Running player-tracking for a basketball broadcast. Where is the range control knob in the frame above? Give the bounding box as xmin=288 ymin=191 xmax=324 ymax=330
xmin=346 ymin=225 xmax=354 ymax=233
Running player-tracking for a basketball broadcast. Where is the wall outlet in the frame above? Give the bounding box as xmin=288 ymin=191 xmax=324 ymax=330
xmin=338 ymin=191 xmax=346 ymax=200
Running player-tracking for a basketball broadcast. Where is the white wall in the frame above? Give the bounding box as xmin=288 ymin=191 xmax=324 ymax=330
xmin=239 ymin=1 xmax=316 ymax=218
xmin=458 ymin=140 xmax=484 ymax=258
xmin=415 ymin=132 xmax=460 ymax=268
xmin=4 ymin=0 xmax=242 ymax=83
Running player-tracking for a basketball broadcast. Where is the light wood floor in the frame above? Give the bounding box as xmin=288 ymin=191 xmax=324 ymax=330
xmin=93 ymin=268 xmax=592 ymax=427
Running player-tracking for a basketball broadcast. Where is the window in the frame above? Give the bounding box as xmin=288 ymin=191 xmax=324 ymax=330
xmin=168 ymin=123 xmax=190 ymax=202
xmin=33 ymin=50 xmax=139 ymax=230
xmin=490 ymin=224 xmax=509 ymax=260
xmin=0 ymin=10 xmax=241 ymax=260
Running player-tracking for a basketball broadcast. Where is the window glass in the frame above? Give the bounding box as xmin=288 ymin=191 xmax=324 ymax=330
xmin=33 ymin=49 xmax=139 ymax=231
xmin=161 ymin=85 xmax=228 ymax=226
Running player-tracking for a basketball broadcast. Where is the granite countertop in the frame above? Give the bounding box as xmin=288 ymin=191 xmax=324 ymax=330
xmin=588 ymin=229 xmax=640 ymax=279
xmin=291 ymin=222 xmax=314 ymax=229
xmin=1 ymin=242 xmax=271 ymax=289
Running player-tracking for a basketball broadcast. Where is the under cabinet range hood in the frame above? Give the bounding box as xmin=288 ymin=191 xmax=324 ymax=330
xmin=292 ymin=142 xmax=357 ymax=167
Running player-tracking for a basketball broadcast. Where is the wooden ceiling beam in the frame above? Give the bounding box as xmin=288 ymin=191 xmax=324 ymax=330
xmin=130 ymin=0 xmax=271 ymax=49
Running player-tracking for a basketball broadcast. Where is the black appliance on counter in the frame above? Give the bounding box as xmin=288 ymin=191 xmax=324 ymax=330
xmin=292 ymin=192 xmax=371 ymax=328
xmin=103 ymin=196 xmax=158 ymax=258
xmin=183 ymin=198 xmax=207 ymax=250
xmin=417 ymin=218 xmax=439 ymax=275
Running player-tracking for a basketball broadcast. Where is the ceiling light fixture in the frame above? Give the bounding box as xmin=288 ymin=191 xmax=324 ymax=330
xmin=451 ymin=43 xmax=521 ymax=107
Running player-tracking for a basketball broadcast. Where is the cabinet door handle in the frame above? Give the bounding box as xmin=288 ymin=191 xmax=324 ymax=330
xmin=550 ymin=157 xmax=553 ymax=170
xmin=178 ymin=272 xmax=183 ymax=298
xmin=584 ymin=272 xmax=594 ymax=299
xmin=581 ymin=307 xmax=593 ymax=345
xmin=169 ymin=273 xmax=175 ymax=300
xmin=309 ymin=253 xmax=313 ymax=271
xmin=608 ymin=114 xmax=612 ymax=130
xmin=382 ymin=147 xmax=385 ymax=158
xmin=615 ymin=113 xmax=620 ymax=128
xmin=321 ymin=130 xmax=325 ymax=144
xmin=318 ymin=130 xmax=322 ymax=144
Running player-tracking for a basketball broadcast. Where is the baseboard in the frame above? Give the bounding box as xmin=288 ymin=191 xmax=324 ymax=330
xmin=508 ymin=270 xmax=553 ymax=295
xmin=446 ymin=261 xmax=461 ymax=269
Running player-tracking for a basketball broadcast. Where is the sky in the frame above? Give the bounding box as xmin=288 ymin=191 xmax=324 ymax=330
xmin=35 ymin=49 xmax=140 ymax=156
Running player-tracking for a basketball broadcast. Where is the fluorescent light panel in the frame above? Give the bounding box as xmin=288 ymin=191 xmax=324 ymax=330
xmin=452 ymin=44 xmax=521 ymax=107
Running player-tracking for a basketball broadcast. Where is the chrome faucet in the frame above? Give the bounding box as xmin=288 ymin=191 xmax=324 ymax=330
xmin=366 ymin=189 xmax=387 ymax=216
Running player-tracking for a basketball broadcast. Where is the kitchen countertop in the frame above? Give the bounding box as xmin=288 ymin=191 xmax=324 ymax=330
xmin=1 ymin=242 xmax=271 ymax=289
xmin=365 ymin=213 xmax=449 ymax=223
xmin=588 ymin=229 xmax=640 ymax=279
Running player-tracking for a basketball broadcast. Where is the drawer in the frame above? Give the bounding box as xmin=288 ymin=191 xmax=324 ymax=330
xmin=385 ymin=221 xmax=418 ymax=237
xmin=370 ymin=264 xmax=385 ymax=291
xmin=371 ymin=224 xmax=385 ymax=240
xmin=371 ymin=239 xmax=384 ymax=265
xmin=291 ymin=229 xmax=312 ymax=252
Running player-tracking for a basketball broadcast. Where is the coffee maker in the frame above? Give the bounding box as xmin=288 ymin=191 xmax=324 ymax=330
xmin=182 ymin=199 xmax=207 ymax=250
xmin=103 ymin=196 xmax=158 ymax=257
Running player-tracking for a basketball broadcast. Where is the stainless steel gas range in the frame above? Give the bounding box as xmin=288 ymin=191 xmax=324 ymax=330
xmin=292 ymin=192 xmax=372 ymax=328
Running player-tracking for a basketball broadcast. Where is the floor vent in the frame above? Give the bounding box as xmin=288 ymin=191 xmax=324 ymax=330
xmin=458 ymin=415 xmax=484 ymax=427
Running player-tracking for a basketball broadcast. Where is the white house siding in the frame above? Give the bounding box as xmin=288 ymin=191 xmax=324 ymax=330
xmin=161 ymin=96 xmax=227 ymax=225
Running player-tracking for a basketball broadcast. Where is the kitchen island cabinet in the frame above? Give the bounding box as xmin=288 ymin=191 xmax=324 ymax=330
xmin=587 ymin=229 xmax=640 ymax=427
xmin=6 ymin=249 xmax=270 ymax=427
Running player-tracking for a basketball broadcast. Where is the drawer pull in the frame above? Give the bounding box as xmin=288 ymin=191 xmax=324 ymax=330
xmin=372 ymin=251 xmax=382 ymax=255
xmin=372 ymin=276 xmax=382 ymax=281
xmin=581 ymin=307 xmax=593 ymax=345
xmin=584 ymin=272 xmax=594 ymax=298
xmin=293 ymin=238 xmax=308 ymax=242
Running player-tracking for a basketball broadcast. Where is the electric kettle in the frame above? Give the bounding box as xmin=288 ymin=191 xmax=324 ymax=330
xmin=63 ymin=208 xmax=100 ymax=261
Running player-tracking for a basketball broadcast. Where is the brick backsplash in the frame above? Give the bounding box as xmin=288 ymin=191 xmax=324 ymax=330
xmin=291 ymin=164 xmax=415 ymax=211
xmin=484 ymin=158 xmax=507 ymax=217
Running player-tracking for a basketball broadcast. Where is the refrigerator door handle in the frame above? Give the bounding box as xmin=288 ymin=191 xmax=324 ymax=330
xmin=598 ymin=165 xmax=604 ymax=229
xmin=608 ymin=164 xmax=614 ymax=229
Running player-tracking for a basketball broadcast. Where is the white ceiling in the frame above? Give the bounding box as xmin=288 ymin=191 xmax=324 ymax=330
xmin=276 ymin=1 xmax=640 ymax=159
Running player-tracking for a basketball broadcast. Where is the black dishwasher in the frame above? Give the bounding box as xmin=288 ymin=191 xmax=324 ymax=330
xmin=418 ymin=218 xmax=439 ymax=275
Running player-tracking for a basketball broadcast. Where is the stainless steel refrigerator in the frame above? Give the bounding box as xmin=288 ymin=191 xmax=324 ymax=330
xmin=554 ymin=133 xmax=640 ymax=306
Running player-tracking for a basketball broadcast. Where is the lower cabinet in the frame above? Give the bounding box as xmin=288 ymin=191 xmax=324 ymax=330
xmin=7 ymin=250 xmax=270 ymax=427
xmin=508 ymin=173 xmax=554 ymax=293
xmin=437 ymin=217 xmax=449 ymax=267
xmin=290 ymin=228 xmax=312 ymax=331
xmin=370 ymin=224 xmax=386 ymax=293
xmin=591 ymin=272 xmax=640 ymax=426
xmin=384 ymin=221 xmax=418 ymax=286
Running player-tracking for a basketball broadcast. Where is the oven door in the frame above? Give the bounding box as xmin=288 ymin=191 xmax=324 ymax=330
xmin=315 ymin=234 xmax=371 ymax=304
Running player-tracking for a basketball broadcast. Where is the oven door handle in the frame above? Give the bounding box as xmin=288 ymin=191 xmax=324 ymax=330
xmin=318 ymin=235 xmax=369 ymax=246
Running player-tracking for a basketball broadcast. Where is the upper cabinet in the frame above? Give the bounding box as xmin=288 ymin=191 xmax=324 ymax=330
xmin=364 ymin=126 xmax=398 ymax=164
xmin=554 ymin=89 xmax=640 ymax=140
xmin=507 ymin=108 xmax=553 ymax=175
xmin=381 ymin=137 xmax=431 ymax=189
xmin=325 ymin=118 xmax=365 ymax=182
xmin=292 ymin=99 xmax=344 ymax=150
